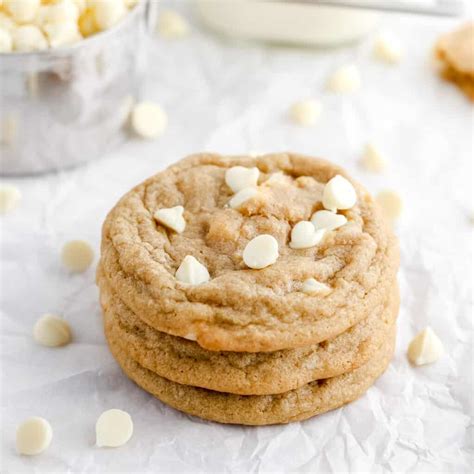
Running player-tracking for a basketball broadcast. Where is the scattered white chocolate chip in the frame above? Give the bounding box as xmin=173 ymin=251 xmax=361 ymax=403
xmin=225 ymin=166 xmax=260 ymax=193
xmin=311 ymin=210 xmax=347 ymax=231
xmin=360 ymin=143 xmax=387 ymax=173
xmin=16 ymin=417 xmax=52 ymax=456
xmin=289 ymin=99 xmax=322 ymax=126
xmin=322 ymin=175 xmax=357 ymax=212
xmin=289 ymin=221 xmax=325 ymax=249
xmin=0 ymin=185 xmax=21 ymax=214
xmin=228 ymin=187 xmax=258 ymax=209
xmin=376 ymin=190 xmax=402 ymax=221
xmin=96 ymin=409 xmax=133 ymax=448
xmin=407 ymin=327 xmax=444 ymax=366
xmin=4 ymin=0 xmax=40 ymax=23
xmin=157 ymin=10 xmax=189 ymax=39
xmin=263 ymin=172 xmax=289 ymax=186
xmin=0 ymin=27 xmax=12 ymax=52
xmin=243 ymin=234 xmax=279 ymax=269
xmin=373 ymin=32 xmax=402 ymax=64
xmin=12 ymin=25 xmax=48 ymax=52
xmin=327 ymin=64 xmax=361 ymax=93
xmin=130 ymin=101 xmax=168 ymax=139
xmin=61 ymin=240 xmax=94 ymax=273
xmin=89 ymin=0 xmax=126 ymax=31
xmin=301 ymin=278 xmax=332 ymax=296
xmin=33 ymin=314 xmax=71 ymax=347
xmin=154 ymin=206 xmax=186 ymax=233
xmin=176 ymin=255 xmax=210 ymax=285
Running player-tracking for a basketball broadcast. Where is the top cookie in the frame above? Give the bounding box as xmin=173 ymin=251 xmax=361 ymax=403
xmin=99 ymin=153 xmax=399 ymax=352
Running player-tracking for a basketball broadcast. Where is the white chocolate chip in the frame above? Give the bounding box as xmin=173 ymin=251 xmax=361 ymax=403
xmin=4 ymin=0 xmax=40 ymax=23
xmin=289 ymin=99 xmax=322 ymax=126
xmin=12 ymin=25 xmax=48 ymax=52
xmin=33 ymin=314 xmax=71 ymax=347
xmin=176 ymin=255 xmax=210 ymax=285
xmin=61 ymin=240 xmax=94 ymax=273
xmin=183 ymin=332 xmax=197 ymax=341
xmin=154 ymin=206 xmax=186 ymax=233
xmin=407 ymin=327 xmax=444 ymax=366
xmin=130 ymin=101 xmax=168 ymax=139
xmin=228 ymin=187 xmax=258 ymax=209
xmin=0 ymin=12 xmax=16 ymax=32
xmin=243 ymin=234 xmax=279 ymax=269
xmin=96 ymin=409 xmax=133 ymax=448
xmin=311 ymin=210 xmax=347 ymax=231
xmin=44 ymin=21 xmax=81 ymax=48
xmin=373 ymin=32 xmax=402 ymax=64
xmin=16 ymin=417 xmax=52 ymax=456
xmin=301 ymin=278 xmax=332 ymax=295
xmin=0 ymin=185 xmax=21 ymax=214
xmin=263 ymin=172 xmax=290 ymax=186
xmin=157 ymin=10 xmax=189 ymax=39
xmin=0 ymin=27 xmax=12 ymax=52
xmin=89 ymin=0 xmax=126 ymax=30
xmin=39 ymin=0 xmax=80 ymax=25
xmin=360 ymin=143 xmax=387 ymax=173
xmin=322 ymin=175 xmax=357 ymax=212
xmin=376 ymin=190 xmax=402 ymax=221
xmin=289 ymin=221 xmax=325 ymax=249
xmin=327 ymin=64 xmax=361 ymax=93
xmin=225 ymin=166 xmax=260 ymax=193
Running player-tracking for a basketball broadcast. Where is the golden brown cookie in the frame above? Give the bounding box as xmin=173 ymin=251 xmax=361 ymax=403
xmin=99 ymin=268 xmax=399 ymax=395
xmin=436 ymin=22 xmax=474 ymax=101
xmin=99 ymin=153 xmax=399 ymax=352
xmin=105 ymin=324 xmax=396 ymax=426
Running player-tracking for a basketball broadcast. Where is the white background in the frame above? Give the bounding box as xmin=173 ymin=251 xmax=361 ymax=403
xmin=1 ymin=3 xmax=473 ymax=473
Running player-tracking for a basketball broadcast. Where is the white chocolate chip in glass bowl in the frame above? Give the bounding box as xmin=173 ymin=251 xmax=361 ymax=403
xmin=322 ymin=175 xmax=357 ymax=212
xmin=289 ymin=221 xmax=325 ymax=249
xmin=96 ymin=409 xmax=133 ymax=448
xmin=360 ymin=143 xmax=387 ymax=173
xmin=176 ymin=255 xmax=210 ymax=285
xmin=228 ymin=187 xmax=258 ymax=209
xmin=243 ymin=234 xmax=279 ymax=269
xmin=376 ymin=189 xmax=402 ymax=221
xmin=373 ymin=32 xmax=402 ymax=64
xmin=61 ymin=240 xmax=94 ymax=273
xmin=289 ymin=99 xmax=322 ymax=126
xmin=12 ymin=25 xmax=48 ymax=52
xmin=225 ymin=166 xmax=260 ymax=193
xmin=0 ymin=185 xmax=21 ymax=214
xmin=327 ymin=64 xmax=361 ymax=93
xmin=311 ymin=210 xmax=347 ymax=231
xmin=38 ymin=0 xmax=80 ymax=25
xmin=301 ymin=278 xmax=331 ymax=296
xmin=0 ymin=27 xmax=12 ymax=52
xmin=16 ymin=417 xmax=53 ymax=456
xmin=4 ymin=0 xmax=40 ymax=23
xmin=89 ymin=0 xmax=126 ymax=31
xmin=157 ymin=10 xmax=189 ymax=39
xmin=407 ymin=327 xmax=444 ymax=366
xmin=33 ymin=314 xmax=72 ymax=347
xmin=130 ymin=101 xmax=168 ymax=139
xmin=44 ymin=21 xmax=81 ymax=48
xmin=0 ymin=12 xmax=16 ymax=32
xmin=154 ymin=205 xmax=186 ymax=233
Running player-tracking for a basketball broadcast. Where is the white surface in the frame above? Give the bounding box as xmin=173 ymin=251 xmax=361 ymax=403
xmin=1 ymin=6 xmax=473 ymax=473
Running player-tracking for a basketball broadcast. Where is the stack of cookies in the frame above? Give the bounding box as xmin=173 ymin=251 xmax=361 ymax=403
xmin=97 ymin=153 xmax=399 ymax=426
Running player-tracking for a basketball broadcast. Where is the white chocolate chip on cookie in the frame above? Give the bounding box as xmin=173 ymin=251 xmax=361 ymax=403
xmin=130 ymin=101 xmax=168 ymax=139
xmin=360 ymin=143 xmax=387 ymax=173
xmin=289 ymin=99 xmax=322 ymax=126
xmin=311 ymin=210 xmax=347 ymax=231
xmin=0 ymin=185 xmax=21 ymax=214
xmin=16 ymin=417 xmax=52 ymax=455
xmin=225 ymin=166 xmax=259 ymax=193
xmin=322 ymin=175 xmax=357 ymax=212
xmin=407 ymin=327 xmax=444 ymax=366
xmin=327 ymin=64 xmax=361 ymax=93
xmin=33 ymin=314 xmax=71 ymax=347
xmin=61 ymin=240 xmax=94 ymax=273
xmin=243 ymin=234 xmax=278 ymax=269
xmin=301 ymin=278 xmax=332 ymax=295
xmin=154 ymin=205 xmax=186 ymax=233
xmin=289 ymin=221 xmax=325 ymax=249
xmin=228 ymin=187 xmax=258 ymax=209
xmin=176 ymin=255 xmax=210 ymax=285
xmin=374 ymin=32 xmax=402 ymax=64
xmin=96 ymin=409 xmax=133 ymax=448
xmin=376 ymin=190 xmax=402 ymax=221
xmin=157 ymin=10 xmax=189 ymax=39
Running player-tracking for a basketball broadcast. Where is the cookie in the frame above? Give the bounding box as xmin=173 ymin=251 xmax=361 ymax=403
xmin=99 ymin=153 xmax=399 ymax=352
xmin=99 ymin=268 xmax=399 ymax=395
xmin=105 ymin=324 xmax=396 ymax=426
xmin=436 ymin=22 xmax=474 ymax=101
